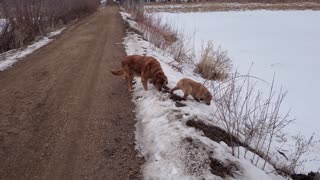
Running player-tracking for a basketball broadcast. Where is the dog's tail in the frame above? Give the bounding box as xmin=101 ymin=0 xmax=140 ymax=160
xmin=110 ymin=69 xmax=124 ymax=76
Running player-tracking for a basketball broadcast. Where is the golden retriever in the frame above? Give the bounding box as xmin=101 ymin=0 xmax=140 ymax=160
xmin=111 ymin=55 xmax=168 ymax=92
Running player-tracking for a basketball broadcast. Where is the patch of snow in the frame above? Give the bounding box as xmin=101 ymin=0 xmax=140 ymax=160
xmin=120 ymin=12 xmax=139 ymax=30
xmin=0 ymin=27 xmax=65 ymax=71
xmin=0 ymin=19 xmax=7 ymax=32
xmin=121 ymin=14 xmax=290 ymax=179
xmin=101 ymin=0 xmax=107 ymax=5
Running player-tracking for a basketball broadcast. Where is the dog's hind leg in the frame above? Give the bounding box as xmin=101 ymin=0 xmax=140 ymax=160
xmin=125 ymin=73 xmax=134 ymax=92
xmin=141 ymin=77 xmax=148 ymax=91
xmin=170 ymin=86 xmax=179 ymax=94
xmin=182 ymin=87 xmax=192 ymax=100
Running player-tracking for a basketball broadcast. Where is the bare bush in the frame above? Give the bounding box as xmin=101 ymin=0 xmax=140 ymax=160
xmin=121 ymin=0 xmax=144 ymax=20
xmin=273 ymin=133 xmax=316 ymax=174
xmin=137 ymin=14 xmax=178 ymax=50
xmin=136 ymin=13 xmax=195 ymax=65
xmin=0 ymin=0 xmax=100 ymax=53
xmin=195 ymin=41 xmax=231 ymax=81
xmin=211 ymin=71 xmax=314 ymax=174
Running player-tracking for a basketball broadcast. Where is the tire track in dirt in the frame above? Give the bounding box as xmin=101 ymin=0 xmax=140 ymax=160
xmin=0 ymin=3 xmax=143 ymax=180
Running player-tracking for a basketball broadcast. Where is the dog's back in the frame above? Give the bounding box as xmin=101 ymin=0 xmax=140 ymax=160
xmin=111 ymin=55 xmax=168 ymax=91
xmin=121 ymin=55 xmax=148 ymax=75
xmin=175 ymin=78 xmax=212 ymax=105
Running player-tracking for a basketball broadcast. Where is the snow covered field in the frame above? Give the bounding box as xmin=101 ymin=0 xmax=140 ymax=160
xmin=153 ymin=10 xmax=320 ymax=173
xmin=145 ymin=2 xmax=320 ymax=13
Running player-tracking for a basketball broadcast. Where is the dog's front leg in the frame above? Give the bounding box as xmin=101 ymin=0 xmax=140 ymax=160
xmin=125 ymin=74 xmax=134 ymax=92
xmin=192 ymin=95 xmax=200 ymax=102
xmin=141 ymin=77 xmax=148 ymax=90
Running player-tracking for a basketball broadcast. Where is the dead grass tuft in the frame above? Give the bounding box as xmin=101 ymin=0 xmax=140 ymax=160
xmin=195 ymin=41 xmax=231 ymax=81
xmin=137 ymin=14 xmax=178 ymax=50
xmin=136 ymin=13 xmax=193 ymax=64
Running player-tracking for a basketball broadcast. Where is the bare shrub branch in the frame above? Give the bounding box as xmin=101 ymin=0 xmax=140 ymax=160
xmin=210 ymin=70 xmax=316 ymax=174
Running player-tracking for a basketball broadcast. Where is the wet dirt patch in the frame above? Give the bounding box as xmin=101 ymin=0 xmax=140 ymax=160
xmin=209 ymin=157 xmax=238 ymax=178
xmin=186 ymin=119 xmax=271 ymax=175
xmin=169 ymin=93 xmax=187 ymax=107
xmin=182 ymin=137 xmax=239 ymax=178
xmin=170 ymin=93 xmax=185 ymax=101
xmin=186 ymin=119 xmax=243 ymax=147
xmin=181 ymin=137 xmax=211 ymax=176
xmin=291 ymin=172 xmax=320 ymax=180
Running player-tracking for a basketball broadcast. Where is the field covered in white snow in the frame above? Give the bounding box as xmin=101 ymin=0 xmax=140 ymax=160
xmin=152 ymin=10 xmax=320 ymax=173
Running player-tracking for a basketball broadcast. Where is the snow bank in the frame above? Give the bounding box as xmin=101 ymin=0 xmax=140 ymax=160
xmin=0 ymin=28 xmax=65 ymax=71
xmin=101 ymin=0 xmax=107 ymax=5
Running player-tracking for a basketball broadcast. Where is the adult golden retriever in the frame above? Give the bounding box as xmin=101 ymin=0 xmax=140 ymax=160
xmin=111 ymin=55 xmax=168 ymax=92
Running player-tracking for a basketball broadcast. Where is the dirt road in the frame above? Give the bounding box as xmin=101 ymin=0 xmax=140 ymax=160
xmin=0 ymin=3 xmax=143 ymax=180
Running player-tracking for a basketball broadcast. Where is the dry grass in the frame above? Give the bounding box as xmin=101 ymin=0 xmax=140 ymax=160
xmin=136 ymin=13 xmax=194 ymax=65
xmin=195 ymin=41 xmax=231 ymax=81
xmin=137 ymin=14 xmax=178 ymax=50
xmin=135 ymin=14 xmax=232 ymax=79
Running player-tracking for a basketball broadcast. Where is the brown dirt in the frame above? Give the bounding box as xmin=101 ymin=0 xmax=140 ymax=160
xmin=186 ymin=120 xmax=243 ymax=147
xmin=186 ymin=119 xmax=273 ymax=175
xmin=209 ymin=157 xmax=236 ymax=178
xmin=291 ymin=172 xmax=320 ymax=180
xmin=0 ymin=3 xmax=144 ymax=180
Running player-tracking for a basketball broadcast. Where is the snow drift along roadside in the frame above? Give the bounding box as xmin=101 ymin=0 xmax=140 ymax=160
xmin=0 ymin=28 xmax=65 ymax=71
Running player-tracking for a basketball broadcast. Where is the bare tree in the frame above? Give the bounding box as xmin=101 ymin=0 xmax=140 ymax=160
xmin=122 ymin=0 xmax=144 ymax=19
xmin=0 ymin=0 xmax=99 ymax=53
